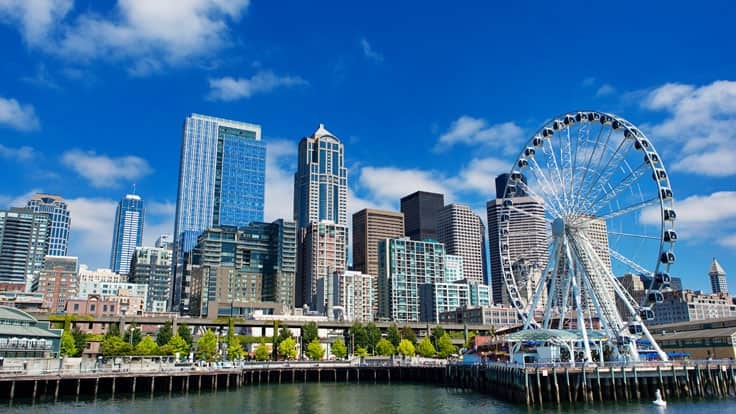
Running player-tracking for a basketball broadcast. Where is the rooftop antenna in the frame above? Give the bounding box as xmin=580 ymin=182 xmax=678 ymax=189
xmin=132 ymin=183 xmax=137 ymax=196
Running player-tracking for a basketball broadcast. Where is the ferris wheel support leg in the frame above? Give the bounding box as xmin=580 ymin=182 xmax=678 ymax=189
xmin=542 ymin=258 xmax=560 ymax=329
xmin=557 ymin=265 xmax=573 ymax=330
xmin=523 ymin=239 xmax=559 ymax=330
xmin=564 ymin=237 xmax=593 ymax=364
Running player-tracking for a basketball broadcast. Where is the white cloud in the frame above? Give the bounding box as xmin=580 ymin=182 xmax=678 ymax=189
xmin=0 ymin=96 xmax=41 ymax=131
xmin=65 ymin=197 xmax=117 ymax=267
xmin=437 ymin=116 xmax=524 ymax=154
xmin=61 ymin=149 xmax=153 ymax=188
xmin=357 ymin=166 xmax=453 ymax=207
xmin=207 ymin=71 xmax=307 ymax=101
xmin=0 ymin=144 xmax=36 ymax=161
xmin=640 ymin=191 xmax=736 ymax=247
xmin=0 ymin=0 xmax=72 ymax=45
xmin=723 ymin=234 xmax=736 ymax=248
xmin=0 ymin=0 xmax=249 ymax=74
xmin=0 ymin=189 xmax=42 ymax=209
xmin=360 ymin=37 xmax=383 ymax=62
xmin=263 ymin=139 xmax=297 ymax=222
xmin=595 ymin=83 xmax=615 ymax=97
xmin=581 ymin=77 xmax=596 ymax=87
xmin=447 ymin=157 xmax=508 ymax=195
xmin=642 ymin=80 xmax=736 ymax=176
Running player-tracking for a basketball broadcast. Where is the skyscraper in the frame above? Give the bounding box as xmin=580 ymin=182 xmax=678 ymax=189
xmin=110 ymin=194 xmax=144 ymax=275
xmin=352 ymin=208 xmax=404 ymax=314
xmin=0 ymin=208 xmax=50 ymax=290
xmin=171 ymin=114 xmax=265 ymax=310
xmin=437 ymin=203 xmax=487 ymax=284
xmin=400 ymin=191 xmax=444 ymax=242
xmin=26 ymin=194 xmax=71 ymax=256
xmin=377 ymin=237 xmax=446 ymax=322
xmin=487 ymin=193 xmax=547 ymax=306
xmin=293 ymin=124 xmax=348 ymax=308
xmin=709 ymin=258 xmax=728 ymax=294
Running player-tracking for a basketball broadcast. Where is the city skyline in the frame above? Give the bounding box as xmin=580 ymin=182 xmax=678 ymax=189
xmin=0 ymin=2 xmax=734 ymax=292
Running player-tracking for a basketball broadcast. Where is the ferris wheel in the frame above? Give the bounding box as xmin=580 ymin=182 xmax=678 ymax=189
xmin=498 ymin=111 xmax=676 ymax=362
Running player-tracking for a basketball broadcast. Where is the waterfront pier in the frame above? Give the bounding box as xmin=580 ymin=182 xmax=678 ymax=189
xmin=0 ymin=363 xmax=445 ymax=404
xmin=446 ymin=361 xmax=736 ymax=407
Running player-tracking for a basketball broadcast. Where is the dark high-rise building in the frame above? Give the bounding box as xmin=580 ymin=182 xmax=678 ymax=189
xmin=352 ymin=208 xmax=405 ymax=315
xmin=0 ymin=208 xmax=50 ymax=290
xmin=186 ymin=219 xmax=296 ymax=318
xmin=495 ymin=173 xmax=528 ymax=199
xmin=400 ymin=191 xmax=444 ymax=242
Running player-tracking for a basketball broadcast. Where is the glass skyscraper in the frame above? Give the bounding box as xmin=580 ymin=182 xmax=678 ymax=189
xmin=171 ymin=114 xmax=265 ymax=310
xmin=293 ymin=124 xmax=348 ymax=307
xmin=0 ymin=208 xmax=50 ymax=289
xmin=26 ymin=194 xmax=71 ymax=257
xmin=110 ymin=194 xmax=144 ymax=275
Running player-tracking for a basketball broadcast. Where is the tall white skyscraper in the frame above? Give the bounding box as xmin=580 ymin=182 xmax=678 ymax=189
xmin=110 ymin=194 xmax=144 ymax=275
xmin=487 ymin=195 xmax=547 ymax=306
xmin=26 ymin=194 xmax=71 ymax=257
xmin=437 ymin=203 xmax=486 ymax=284
xmin=293 ymin=124 xmax=348 ymax=308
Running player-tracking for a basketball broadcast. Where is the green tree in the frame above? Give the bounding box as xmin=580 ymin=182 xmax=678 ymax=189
xmin=276 ymin=326 xmax=293 ymax=345
xmin=278 ymin=337 xmax=298 ymax=360
xmin=355 ymin=346 xmax=369 ymax=358
xmin=197 ymin=329 xmax=218 ymax=361
xmin=123 ymin=323 xmax=142 ymax=346
xmin=397 ymin=339 xmax=415 ymax=357
xmin=400 ymin=326 xmax=416 ymax=344
xmin=135 ymin=335 xmax=159 ymax=355
xmin=167 ymin=335 xmax=190 ymax=356
xmin=302 ymin=322 xmax=318 ymax=344
xmin=376 ymin=338 xmax=395 ymax=356
xmin=387 ymin=324 xmax=401 ymax=347
xmin=417 ymin=336 xmax=436 ymax=358
xmin=60 ymin=330 xmax=77 ymax=357
xmin=100 ymin=335 xmax=133 ymax=356
xmin=226 ymin=319 xmax=244 ymax=360
xmin=349 ymin=322 xmax=368 ymax=349
xmin=437 ymin=333 xmax=457 ymax=358
xmin=178 ymin=324 xmax=193 ymax=345
xmin=332 ymin=337 xmax=347 ymax=359
xmin=157 ymin=321 xmax=173 ymax=346
xmin=365 ymin=322 xmax=381 ymax=354
xmin=71 ymin=326 xmax=86 ymax=357
xmin=254 ymin=338 xmax=270 ymax=361
xmin=106 ymin=322 xmax=120 ymax=338
xmin=306 ymin=339 xmax=324 ymax=360
xmin=432 ymin=326 xmax=446 ymax=341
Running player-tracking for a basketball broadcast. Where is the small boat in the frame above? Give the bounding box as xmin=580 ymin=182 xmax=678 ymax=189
xmin=653 ymin=389 xmax=667 ymax=407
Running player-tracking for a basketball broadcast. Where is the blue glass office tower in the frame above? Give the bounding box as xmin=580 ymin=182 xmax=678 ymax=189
xmin=26 ymin=194 xmax=71 ymax=257
xmin=110 ymin=194 xmax=145 ymax=275
xmin=171 ymin=114 xmax=265 ymax=311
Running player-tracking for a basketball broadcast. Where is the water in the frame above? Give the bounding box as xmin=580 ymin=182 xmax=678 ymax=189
xmin=0 ymin=383 xmax=733 ymax=414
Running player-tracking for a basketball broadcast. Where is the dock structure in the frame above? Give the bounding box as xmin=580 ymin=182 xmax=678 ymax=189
xmin=446 ymin=361 xmax=736 ymax=406
xmin=0 ymin=364 xmax=445 ymax=404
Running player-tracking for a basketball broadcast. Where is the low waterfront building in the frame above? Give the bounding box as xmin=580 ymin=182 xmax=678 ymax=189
xmin=0 ymin=306 xmax=61 ymax=357
xmin=65 ymin=294 xmax=119 ymax=317
xmin=650 ymin=317 xmax=736 ymax=359
xmin=0 ymin=291 xmax=44 ymax=311
xmin=649 ymin=290 xmax=736 ymax=326
xmin=438 ymin=305 xmax=521 ymax=329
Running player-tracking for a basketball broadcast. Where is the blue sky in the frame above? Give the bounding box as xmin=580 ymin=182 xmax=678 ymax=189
xmin=0 ymin=1 xmax=734 ymax=292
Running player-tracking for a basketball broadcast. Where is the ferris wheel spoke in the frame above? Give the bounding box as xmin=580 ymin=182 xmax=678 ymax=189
xmin=572 ymin=123 xmax=605 ymax=212
xmin=580 ymin=161 xmax=650 ymax=217
xmin=606 ymin=230 xmax=660 ymax=240
xmin=525 ymin=157 xmax=566 ymax=217
xmin=542 ymin=136 xmax=569 ymax=213
xmin=561 ymin=126 xmax=575 ymax=205
xmin=573 ymin=131 xmax=630 ymax=214
xmin=594 ymin=196 xmax=659 ymax=220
